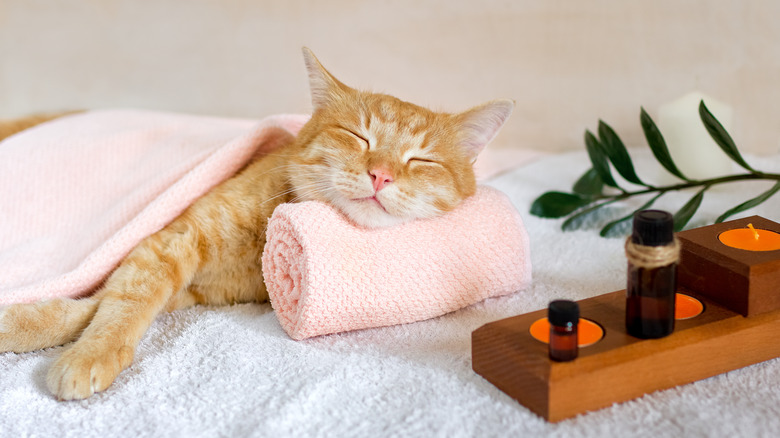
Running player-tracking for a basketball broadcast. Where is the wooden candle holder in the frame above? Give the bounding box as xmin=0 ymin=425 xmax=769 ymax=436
xmin=472 ymin=216 xmax=780 ymax=422
xmin=678 ymin=215 xmax=780 ymax=316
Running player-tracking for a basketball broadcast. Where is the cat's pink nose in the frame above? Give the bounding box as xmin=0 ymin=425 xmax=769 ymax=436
xmin=369 ymin=167 xmax=394 ymax=192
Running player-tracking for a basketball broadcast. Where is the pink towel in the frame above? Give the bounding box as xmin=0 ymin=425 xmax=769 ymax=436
xmin=0 ymin=109 xmax=309 ymax=305
xmin=262 ymin=186 xmax=532 ymax=340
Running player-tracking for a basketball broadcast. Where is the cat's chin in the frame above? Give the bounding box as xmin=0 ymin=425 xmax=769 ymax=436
xmin=339 ymin=198 xmax=412 ymax=229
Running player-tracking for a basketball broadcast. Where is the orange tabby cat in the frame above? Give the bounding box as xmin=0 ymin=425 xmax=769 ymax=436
xmin=0 ymin=48 xmax=513 ymax=400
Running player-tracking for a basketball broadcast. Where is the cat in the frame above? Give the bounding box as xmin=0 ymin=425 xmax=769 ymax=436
xmin=0 ymin=48 xmax=513 ymax=400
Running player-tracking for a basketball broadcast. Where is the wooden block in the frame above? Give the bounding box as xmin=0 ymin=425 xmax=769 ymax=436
xmin=677 ymin=215 xmax=780 ymax=316
xmin=472 ymin=288 xmax=780 ymax=422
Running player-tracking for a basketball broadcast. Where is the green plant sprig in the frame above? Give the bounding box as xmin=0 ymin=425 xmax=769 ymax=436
xmin=530 ymin=101 xmax=780 ymax=236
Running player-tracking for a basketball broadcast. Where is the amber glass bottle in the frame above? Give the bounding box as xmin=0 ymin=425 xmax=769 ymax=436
xmin=548 ymin=300 xmax=579 ymax=361
xmin=625 ymin=210 xmax=678 ymax=339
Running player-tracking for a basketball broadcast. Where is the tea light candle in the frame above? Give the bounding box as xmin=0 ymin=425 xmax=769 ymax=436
xmin=529 ymin=317 xmax=604 ymax=347
xmin=718 ymin=223 xmax=780 ymax=251
xmin=675 ymin=293 xmax=704 ymax=320
xmin=657 ymin=91 xmax=734 ymax=182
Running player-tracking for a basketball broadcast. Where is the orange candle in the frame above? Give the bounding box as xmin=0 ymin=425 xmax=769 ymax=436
xmin=529 ymin=318 xmax=604 ymax=347
xmin=675 ymin=293 xmax=704 ymax=319
xmin=718 ymin=223 xmax=780 ymax=251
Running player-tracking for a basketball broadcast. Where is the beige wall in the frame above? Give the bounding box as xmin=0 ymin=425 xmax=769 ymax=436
xmin=1 ymin=0 xmax=778 ymax=154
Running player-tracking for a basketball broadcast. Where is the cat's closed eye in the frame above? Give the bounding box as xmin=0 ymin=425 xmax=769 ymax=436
xmin=407 ymin=157 xmax=438 ymax=165
xmin=339 ymin=127 xmax=369 ymax=149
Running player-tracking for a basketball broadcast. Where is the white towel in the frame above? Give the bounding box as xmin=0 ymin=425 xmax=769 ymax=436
xmin=1 ymin=149 xmax=779 ymax=437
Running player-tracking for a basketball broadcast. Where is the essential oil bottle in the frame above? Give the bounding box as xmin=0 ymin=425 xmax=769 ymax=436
xmin=625 ymin=210 xmax=679 ymax=339
xmin=548 ymin=300 xmax=579 ymax=361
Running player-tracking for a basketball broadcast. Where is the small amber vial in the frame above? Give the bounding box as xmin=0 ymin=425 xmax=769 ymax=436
xmin=548 ymin=300 xmax=579 ymax=362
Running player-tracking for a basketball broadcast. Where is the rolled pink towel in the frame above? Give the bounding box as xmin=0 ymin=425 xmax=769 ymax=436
xmin=262 ymin=186 xmax=532 ymax=340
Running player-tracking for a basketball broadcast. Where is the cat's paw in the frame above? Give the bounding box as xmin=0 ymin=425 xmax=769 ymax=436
xmin=0 ymin=302 xmax=59 ymax=352
xmin=0 ymin=307 xmax=8 ymax=334
xmin=0 ymin=306 xmax=19 ymax=352
xmin=0 ymin=299 xmax=97 ymax=353
xmin=47 ymin=343 xmax=134 ymax=400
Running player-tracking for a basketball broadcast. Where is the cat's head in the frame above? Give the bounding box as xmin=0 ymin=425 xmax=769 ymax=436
xmin=288 ymin=48 xmax=513 ymax=228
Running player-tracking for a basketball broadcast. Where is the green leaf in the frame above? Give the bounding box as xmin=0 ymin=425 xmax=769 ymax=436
xmin=530 ymin=191 xmax=594 ymax=218
xmin=673 ymin=186 xmax=708 ymax=231
xmin=598 ymin=120 xmax=647 ymax=186
xmin=640 ymin=107 xmax=690 ymax=181
xmin=584 ymin=130 xmax=619 ymax=189
xmin=599 ymin=193 xmax=664 ymax=237
xmin=716 ymin=181 xmax=780 ymax=223
xmin=699 ymin=100 xmax=755 ymax=172
xmin=572 ymin=168 xmax=604 ymax=196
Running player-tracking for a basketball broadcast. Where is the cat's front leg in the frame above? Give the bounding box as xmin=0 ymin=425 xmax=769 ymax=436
xmin=46 ymin=226 xmax=202 ymax=400
xmin=0 ymin=298 xmax=99 ymax=352
xmin=46 ymin=323 xmax=135 ymax=400
xmin=45 ymin=288 xmax=162 ymax=400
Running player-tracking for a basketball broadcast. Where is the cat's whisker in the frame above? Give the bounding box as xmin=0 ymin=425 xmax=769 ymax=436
xmin=286 ymin=185 xmax=333 ymax=203
xmin=258 ymin=182 xmax=331 ymax=207
xmin=289 ymin=183 xmax=335 ymax=201
xmin=244 ymin=163 xmax=306 ymax=180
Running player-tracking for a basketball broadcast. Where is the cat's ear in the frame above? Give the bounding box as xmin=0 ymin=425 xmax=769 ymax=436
xmin=302 ymin=47 xmax=347 ymax=111
xmin=455 ymin=99 xmax=514 ymax=161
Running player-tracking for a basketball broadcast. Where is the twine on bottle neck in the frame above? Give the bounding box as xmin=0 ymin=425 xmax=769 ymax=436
xmin=624 ymin=237 xmax=680 ymax=269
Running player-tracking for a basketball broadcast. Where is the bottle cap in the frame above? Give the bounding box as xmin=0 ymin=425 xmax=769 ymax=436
xmin=631 ymin=209 xmax=674 ymax=246
xmin=548 ymin=300 xmax=579 ymax=327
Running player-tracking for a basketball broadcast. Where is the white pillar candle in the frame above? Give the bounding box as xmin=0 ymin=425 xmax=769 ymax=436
xmin=657 ymin=91 xmax=734 ymax=182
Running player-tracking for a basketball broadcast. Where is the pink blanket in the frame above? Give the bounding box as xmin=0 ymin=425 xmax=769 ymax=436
xmin=0 ymin=109 xmax=309 ymax=305
xmin=262 ymin=186 xmax=532 ymax=340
